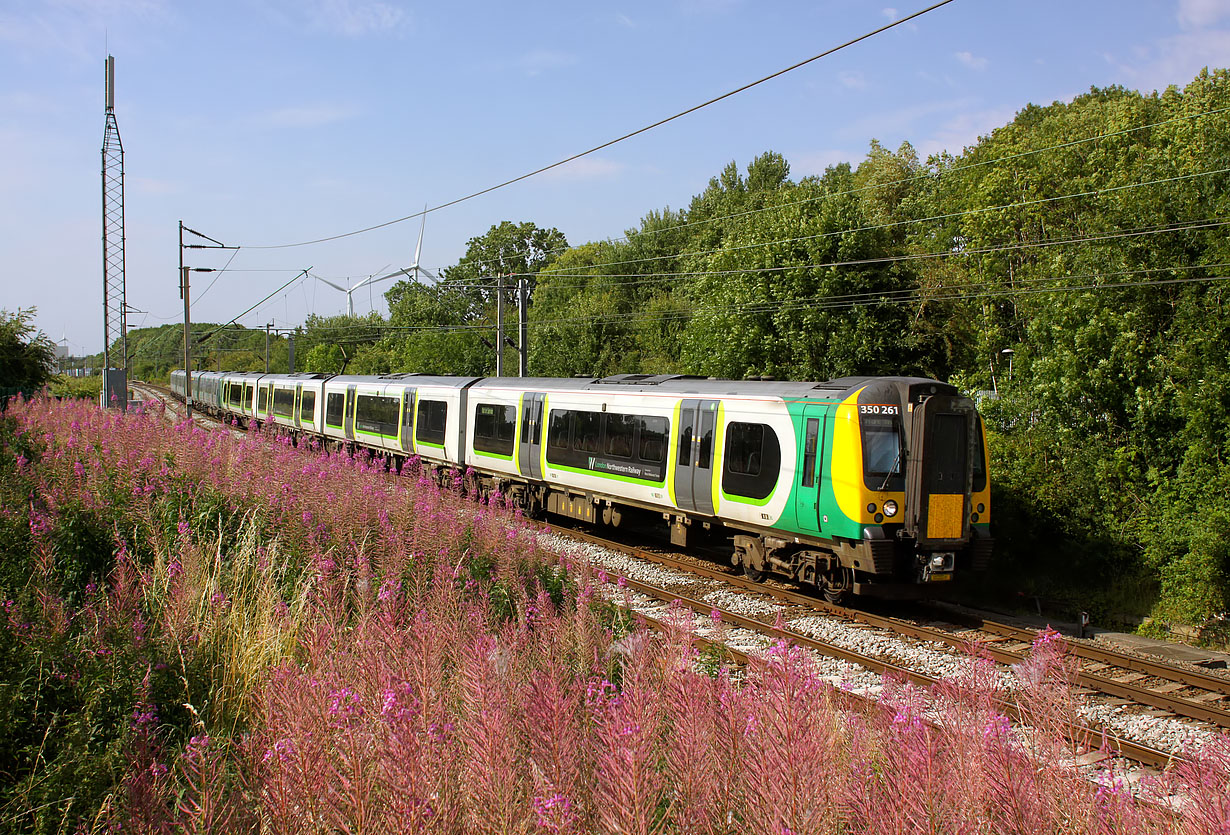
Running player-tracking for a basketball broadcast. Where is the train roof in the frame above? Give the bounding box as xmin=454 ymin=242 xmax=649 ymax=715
xmin=187 ymin=371 xmax=954 ymax=399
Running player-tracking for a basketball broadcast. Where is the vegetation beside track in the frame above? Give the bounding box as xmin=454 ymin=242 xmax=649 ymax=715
xmin=0 ymin=396 xmax=1228 ymax=832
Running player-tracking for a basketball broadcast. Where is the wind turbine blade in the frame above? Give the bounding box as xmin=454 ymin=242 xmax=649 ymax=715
xmin=414 ymin=203 xmax=427 ymax=265
xmin=312 ymin=274 xmax=349 ymax=293
xmin=373 ymin=267 xmax=413 ymax=283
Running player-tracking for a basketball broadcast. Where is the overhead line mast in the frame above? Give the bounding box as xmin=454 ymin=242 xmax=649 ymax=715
xmin=101 ymin=54 xmax=128 ymax=409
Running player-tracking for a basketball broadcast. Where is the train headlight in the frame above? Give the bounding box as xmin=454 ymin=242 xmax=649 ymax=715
xmin=883 ymin=499 xmax=898 ymax=518
xmin=930 ymin=553 xmax=954 ymax=571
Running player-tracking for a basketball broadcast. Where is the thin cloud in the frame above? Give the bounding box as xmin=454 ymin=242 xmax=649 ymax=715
xmin=1111 ymin=28 xmax=1230 ymax=91
xmin=306 ymin=0 xmax=409 ymax=37
xmin=131 ymin=176 xmax=179 ymax=195
xmin=839 ymin=70 xmax=869 ymax=90
xmin=1177 ymin=0 xmax=1230 ymax=28
xmin=259 ymin=103 xmax=360 ymax=129
xmin=916 ymin=106 xmax=1017 ymax=159
xmin=954 ymin=51 xmax=988 ymax=71
xmin=0 ymin=0 xmax=169 ymax=60
xmin=615 ymin=12 xmax=636 ymax=28
xmin=881 ymin=7 xmax=899 ymax=21
xmin=519 ymin=50 xmax=578 ymax=77
xmin=540 ymin=156 xmax=625 ymax=182
xmin=793 ymin=149 xmax=856 ymax=178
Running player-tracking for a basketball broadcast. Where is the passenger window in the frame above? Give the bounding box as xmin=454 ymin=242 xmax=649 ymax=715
xmin=325 ymin=392 xmax=345 ymax=427
xmin=605 ymin=414 xmax=636 ymax=459
xmin=802 ymin=418 xmax=819 ymax=488
xmin=415 ymin=399 xmax=448 ymax=446
xmin=678 ymin=420 xmax=693 ymax=466
xmin=547 ymin=410 xmax=572 ymax=450
xmin=638 ymin=417 xmax=668 ymax=464
xmin=474 ymin=403 xmax=516 ymax=456
xmin=722 ymin=422 xmax=781 ymax=500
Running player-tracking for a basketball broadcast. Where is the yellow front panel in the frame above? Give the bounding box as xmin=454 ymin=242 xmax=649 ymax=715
xmin=926 ymin=494 xmax=964 ymax=540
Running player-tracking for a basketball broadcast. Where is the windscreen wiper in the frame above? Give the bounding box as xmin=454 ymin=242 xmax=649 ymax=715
xmin=878 ymin=448 xmax=903 ymax=492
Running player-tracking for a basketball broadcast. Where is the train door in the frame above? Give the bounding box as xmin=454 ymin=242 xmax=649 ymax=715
xmin=906 ymin=395 xmax=974 ymax=546
xmin=794 ymin=405 xmax=826 ymax=534
xmin=294 ymin=384 xmax=303 ymax=428
xmin=344 ymin=385 xmax=357 ymax=441
xmin=399 ymin=388 xmax=416 ymax=453
xmin=517 ymin=393 xmax=546 ymax=480
xmin=674 ymin=399 xmax=719 ymax=516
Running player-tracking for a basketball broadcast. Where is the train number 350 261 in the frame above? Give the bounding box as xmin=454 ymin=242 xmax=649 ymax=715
xmin=859 ymin=404 xmax=900 ymax=416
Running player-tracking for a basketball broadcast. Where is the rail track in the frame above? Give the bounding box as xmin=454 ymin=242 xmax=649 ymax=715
xmin=136 ymin=379 xmax=1225 ymax=768
xmin=547 ymin=525 xmax=1230 ymax=770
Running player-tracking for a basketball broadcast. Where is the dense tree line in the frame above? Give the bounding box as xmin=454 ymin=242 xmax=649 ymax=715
xmin=125 ymin=69 xmax=1228 ymax=628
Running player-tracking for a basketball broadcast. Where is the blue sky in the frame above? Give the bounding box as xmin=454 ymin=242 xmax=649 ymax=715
xmin=3 ymin=0 xmax=1229 ymax=356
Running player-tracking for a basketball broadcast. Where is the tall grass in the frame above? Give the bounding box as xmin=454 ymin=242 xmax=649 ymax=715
xmin=0 ymin=396 xmax=1227 ymax=833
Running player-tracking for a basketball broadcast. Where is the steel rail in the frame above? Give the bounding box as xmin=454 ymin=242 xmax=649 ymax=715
xmin=609 ymin=568 xmax=1182 ymax=770
xmin=932 ymin=608 xmax=1230 ymax=696
xmin=554 ymin=526 xmax=1229 ymax=730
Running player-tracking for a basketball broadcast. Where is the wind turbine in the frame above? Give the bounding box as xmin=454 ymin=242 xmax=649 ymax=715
xmin=311 ymin=209 xmax=436 ymax=316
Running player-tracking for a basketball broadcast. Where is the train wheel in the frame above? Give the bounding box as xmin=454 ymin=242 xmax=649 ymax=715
xmin=821 ymin=567 xmax=853 ymax=604
xmin=742 ymin=561 xmax=766 ymax=582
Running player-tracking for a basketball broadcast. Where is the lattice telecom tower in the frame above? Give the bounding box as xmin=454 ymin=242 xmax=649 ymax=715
xmin=101 ymin=55 xmax=128 ymax=409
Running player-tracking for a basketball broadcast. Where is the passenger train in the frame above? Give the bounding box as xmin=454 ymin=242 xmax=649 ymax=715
xmin=169 ymin=369 xmax=992 ymax=600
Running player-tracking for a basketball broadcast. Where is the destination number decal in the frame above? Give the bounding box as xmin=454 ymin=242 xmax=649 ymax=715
xmin=859 ymin=404 xmax=900 ymax=416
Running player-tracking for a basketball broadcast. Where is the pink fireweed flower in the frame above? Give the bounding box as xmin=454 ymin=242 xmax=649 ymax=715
xmin=1032 ymin=626 xmax=1064 ymax=651
xmin=983 ymin=713 xmax=1012 ymax=742
xmin=616 ymin=576 xmax=628 ymax=588
xmin=891 ymin=708 xmax=925 ymax=734
xmin=427 ymin=721 xmax=454 ymax=744
xmin=533 ymin=792 xmax=578 ymax=834
xmin=377 ymin=578 xmax=400 ymax=603
xmin=263 ymin=738 xmax=295 ymax=763
xmin=327 ymin=687 xmax=364 ymax=724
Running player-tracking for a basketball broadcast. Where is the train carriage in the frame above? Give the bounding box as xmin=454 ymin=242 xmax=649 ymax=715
xmin=171 ymin=368 xmax=992 ymax=600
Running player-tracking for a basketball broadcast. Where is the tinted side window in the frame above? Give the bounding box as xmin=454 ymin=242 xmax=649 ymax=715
xmin=973 ymin=416 xmax=987 ymax=493
xmin=638 ymin=417 xmax=668 ymax=464
xmin=258 ymin=385 xmax=270 ymax=413
xmin=357 ymin=394 xmax=400 ymax=436
xmin=801 ymin=418 xmax=819 ymax=488
xmin=722 ymin=422 xmax=781 ymax=500
xmin=416 ymin=399 xmax=448 ymax=446
xmin=677 ymin=415 xmax=693 ymax=466
xmin=300 ymin=390 xmax=316 ymax=423
xmin=572 ymin=411 xmax=602 ymax=454
xmin=547 ymin=410 xmax=572 ymax=451
xmin=474 ymin=403 xmax=516 ymax=456
xmin=325 ymin=392 xmax=345 ymax=427
xmin=273 ymin=388 xmax=295 ymax=417
xmin=605 ymin=413 xmax=636 ymax=459
xmin=545 ymin=409 xmax=667 ymax=482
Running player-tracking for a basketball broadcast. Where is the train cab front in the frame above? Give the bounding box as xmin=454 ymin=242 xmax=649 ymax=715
xmin=900 ymin=381 xmax=992 ymax=585
xmin=838 ymin=378 xmax=992 ymax=599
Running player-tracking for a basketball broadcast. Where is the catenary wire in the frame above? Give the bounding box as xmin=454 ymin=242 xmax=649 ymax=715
xmin=455 ymin=104 xmax=1230 ymax=274
xmin=233 ymin=1 xmax=956 ymax=251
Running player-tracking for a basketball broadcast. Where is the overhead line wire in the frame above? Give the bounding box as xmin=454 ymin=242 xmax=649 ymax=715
xmin=297 ymin=260 xmax=1229 ymax=336
xmin=525 ymin=167 xmax=1230 ymax=282
xmin=455 ymin=103 xmax=1230 ymax=274
xmin=235 ymin=0 xmax=956 ymax=251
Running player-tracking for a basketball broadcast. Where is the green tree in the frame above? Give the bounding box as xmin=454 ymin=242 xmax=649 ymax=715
xmin=0 ymin=308 xmax=56 ymax=393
